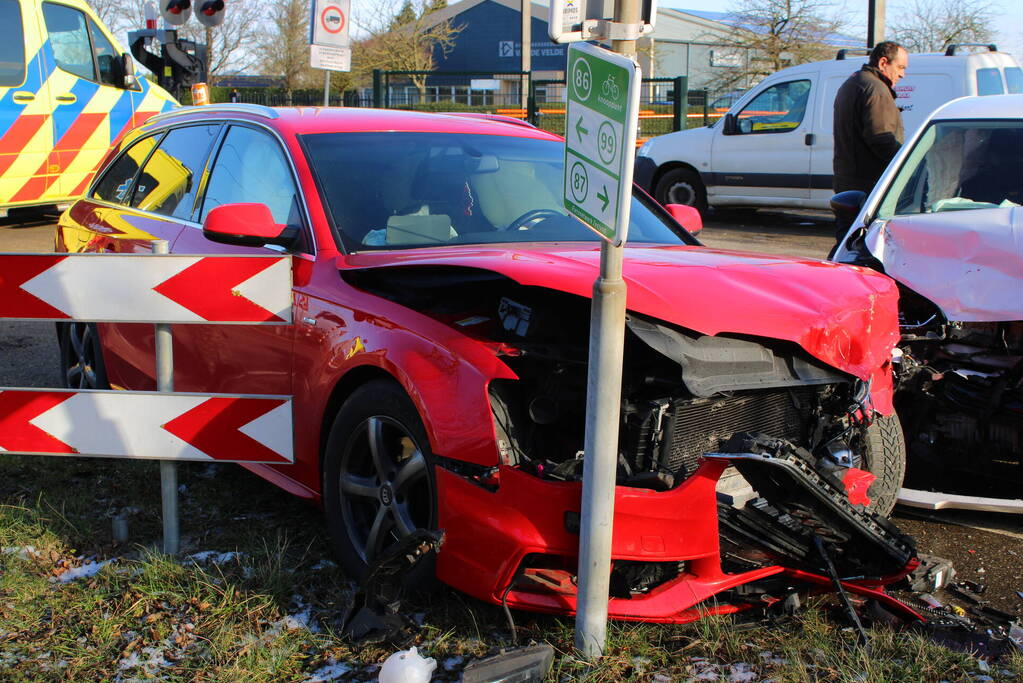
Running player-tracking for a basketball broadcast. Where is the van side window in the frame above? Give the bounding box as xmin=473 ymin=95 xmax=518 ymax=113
xmin=130 ymin=125 xmax=221 ymax=220
xmin=42 ymin=2 xmax=96 ymax=81
xmin=1005 ymin=68 xmax=1023 ymax=94
xmin=976 ymin=68 xmax=1004 ymax=96
xmin=735 ymin=79 xmax=811 ymax=134
xmin=86 ymin=18 xmax=119 ymax=87
xmin=92 ymin=135 xmax=160 ymax=205
xmin=0 ymin=0 xmax=26 ymax=87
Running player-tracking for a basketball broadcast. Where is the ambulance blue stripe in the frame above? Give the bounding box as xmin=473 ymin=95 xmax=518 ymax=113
xmin=0 ymin=45 xmax=51 ymax=139
xmin=52 ymin=77 xmax=100 ymax=142
xmin=107 ymin=88 xmax=134 ymax=142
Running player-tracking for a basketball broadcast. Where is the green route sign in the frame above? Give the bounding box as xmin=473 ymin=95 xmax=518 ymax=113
xmin=563 ymin=42 xmax=640 ymax=246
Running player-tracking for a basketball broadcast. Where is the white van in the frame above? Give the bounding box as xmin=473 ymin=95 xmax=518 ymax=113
xmin=0 ymin=0 xmax=177 ymax=212
xmin=634 ymin=46 xmax=1023 ymax=212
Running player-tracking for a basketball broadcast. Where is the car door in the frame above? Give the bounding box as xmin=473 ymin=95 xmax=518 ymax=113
xmin=62 ymin=123 xmax=222 ymax=390
xmin=169 ymin=122 xmax=302 ymax=398
xmin=709 ymin=76 xmax=817 ymax=204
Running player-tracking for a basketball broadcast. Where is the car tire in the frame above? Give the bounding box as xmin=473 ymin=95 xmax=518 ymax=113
xmin=654 ymin=167 xmax=708 ymax=214
xmin=860 ymin=414 xmax=906 ymax=516
xmin=58 ymin=322 xmax=109 ymax=390
xmin=322 ymin=379 xmax=438 ymax=586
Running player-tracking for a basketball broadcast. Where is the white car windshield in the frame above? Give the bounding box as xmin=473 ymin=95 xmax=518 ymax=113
xmin=876 ymin=120 xmax=1023 ymax=217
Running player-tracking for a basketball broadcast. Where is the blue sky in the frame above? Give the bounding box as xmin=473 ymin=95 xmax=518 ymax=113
xmin=656 ymin=0 xmax=1023 ymax=60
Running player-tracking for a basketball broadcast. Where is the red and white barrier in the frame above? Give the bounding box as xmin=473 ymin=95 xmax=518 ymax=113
xmin=0 ymin=253 xmax=292 ymax=323
xmin=0 ymin=389 xmax=293 ymax=463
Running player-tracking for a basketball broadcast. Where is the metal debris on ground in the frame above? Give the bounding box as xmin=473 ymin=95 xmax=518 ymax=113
xmin=339 ymin=530 xmax=444 ymax=647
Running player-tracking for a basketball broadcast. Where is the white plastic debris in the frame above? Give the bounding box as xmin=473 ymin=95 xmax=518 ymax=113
xmin=378 ymin=646 xmax=436 ymax=683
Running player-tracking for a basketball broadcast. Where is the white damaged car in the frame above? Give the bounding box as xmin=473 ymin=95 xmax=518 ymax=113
xmin=831 ymin=94 xmax=1023 ymax=513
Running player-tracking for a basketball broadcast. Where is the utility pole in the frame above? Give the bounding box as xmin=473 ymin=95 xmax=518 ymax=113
xmin=867 ymin=0 xmax=886 ymax=48
xmin=520 ymin=0 xmax=531 ymax=108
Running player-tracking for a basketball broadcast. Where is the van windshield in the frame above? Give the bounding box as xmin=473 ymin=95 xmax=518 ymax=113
xmin=875 ymin=120 xmax=1023 ymax=217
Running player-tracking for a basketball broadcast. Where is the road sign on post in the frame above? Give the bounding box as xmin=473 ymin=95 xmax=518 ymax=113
xmin=548 ymin=0 xmax=656 ymax=43
xmin=310 ymin=0 xmax=352 ymax=73
xmin=563 ymin=42 xmax=640 ymax=246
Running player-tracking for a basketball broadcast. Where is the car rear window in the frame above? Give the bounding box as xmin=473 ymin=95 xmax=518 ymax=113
xmin=300 ymin=132 xmax=693 ymax=252
xmin=976 ymin=68 xmax=1004 ymax=95
xmin=0 ymin=0 xmax=25 ymax=87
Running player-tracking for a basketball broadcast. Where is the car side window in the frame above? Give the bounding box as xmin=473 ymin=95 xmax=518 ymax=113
xmin=130 ymin=124 xmax=220 ymax=219
xmin=1005 ymin=67 xmax=1023 ymax=94
xmin=735 ymin=79 xmax=811 ymax=134
xmin=92 ymin=134 xmax=160 ymax=205
xmin=42 ymin=2 xmax=95 ymax=81
xmin=201 ymin=126 xmax=301 ymax=227
xmin=0 ymin=0 xmax=26 ymax=87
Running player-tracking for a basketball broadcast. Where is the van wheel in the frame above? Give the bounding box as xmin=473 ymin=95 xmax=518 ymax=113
xmin=860 ymin=414 xmax=906 ymax=516
xmin=322 ymin=379 xmax=438 ymax=586
xmin=655 ymin=168 xmax=707 ymax=213
xmin=58 ymin=322 xmax=109 ymax=389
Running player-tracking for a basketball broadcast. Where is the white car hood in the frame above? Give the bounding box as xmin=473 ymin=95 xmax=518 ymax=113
xmin=865 ymin=206 xmax=1023 ymax=321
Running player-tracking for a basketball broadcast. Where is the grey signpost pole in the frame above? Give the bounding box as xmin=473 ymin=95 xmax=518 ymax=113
xmin=152 ymin=239 xmax=179 ymax=555
xmin=572 ymin=0 xmax=641 ymax=659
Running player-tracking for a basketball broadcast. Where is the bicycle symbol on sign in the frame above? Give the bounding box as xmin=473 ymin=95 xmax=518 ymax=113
xmin=601 ymin=75 xmax=620 ymax=101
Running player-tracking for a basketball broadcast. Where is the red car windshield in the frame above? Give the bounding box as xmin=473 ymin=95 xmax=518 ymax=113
xmin=300 ymin=132 xmax=694 ymax=252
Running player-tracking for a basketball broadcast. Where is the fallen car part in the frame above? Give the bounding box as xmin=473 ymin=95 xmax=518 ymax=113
xmin=340 ymin=530 xmax=444 ymax=646
xmin=461 ymin=644 xmax=555 ymax=683
xmin=898 ymin=488 xmax=1023 ymax=514
xmin=378 ymin=646 xmax=437 ymax=683
xmin=813 ymin=536 xmax=869 ymax=649
xmin=904 ymin=553 xmax=957 ymax=593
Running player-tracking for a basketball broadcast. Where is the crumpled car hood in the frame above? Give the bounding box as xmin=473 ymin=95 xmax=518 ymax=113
xmin=343 ymin=244 xmax=900 ymax=410
xmin=865 ymin=207 xmax=1023 ymax=322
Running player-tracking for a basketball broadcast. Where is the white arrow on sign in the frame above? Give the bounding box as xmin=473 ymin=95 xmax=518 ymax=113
xmin=0 ymin=389 xmax=293 ymax=463
xmin=1 ymin=253 xmax=292 ymax=323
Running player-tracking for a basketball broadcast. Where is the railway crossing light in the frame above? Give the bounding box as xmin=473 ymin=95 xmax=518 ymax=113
xmin=160 ymin=0 xmax=192 ymax=26
xmin=196 ymin=0 xmax=226 ymax=27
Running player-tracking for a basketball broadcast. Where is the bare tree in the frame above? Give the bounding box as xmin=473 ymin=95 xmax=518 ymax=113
xmin=354 ymin=0 xmax=461 ymax=95
xmin=890 ymin=0 xmax=997 ymax=53
xmin=259 ymin=0 xmax=318 ymax=99
xmin=706 ymin=0 xmax=847 ymax=90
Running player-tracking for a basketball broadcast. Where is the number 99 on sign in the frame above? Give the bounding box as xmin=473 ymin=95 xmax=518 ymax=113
xmin=597 ymin=121 xmax=617 ymax=165
xmin=572 ymin=59 xmax=592 ymax=100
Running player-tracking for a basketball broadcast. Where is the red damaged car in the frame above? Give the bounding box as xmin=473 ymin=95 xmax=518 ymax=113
xmin=56 ymin=104 xmax=918 ymax=623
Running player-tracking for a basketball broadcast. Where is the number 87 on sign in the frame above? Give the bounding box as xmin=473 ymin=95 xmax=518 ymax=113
xmin=562 ymin=42 xmax=640 ymax=246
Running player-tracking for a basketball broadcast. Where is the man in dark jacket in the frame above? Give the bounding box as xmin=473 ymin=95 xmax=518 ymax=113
xmin=832 ymin=41 xmax=908 ymax=193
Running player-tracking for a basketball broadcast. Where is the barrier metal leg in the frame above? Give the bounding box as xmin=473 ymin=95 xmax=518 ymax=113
xmin=152 ymin=239 xmax=179 ymax=555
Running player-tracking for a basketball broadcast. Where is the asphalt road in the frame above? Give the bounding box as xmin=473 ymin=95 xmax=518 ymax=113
xmin=2 ymin=211 xmax=1021 ymax=619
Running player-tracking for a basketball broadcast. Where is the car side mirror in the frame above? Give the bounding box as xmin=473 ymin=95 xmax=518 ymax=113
xmin=119 ymin=53 xmax=138 ymax=89
xmin=829 ymin=190 xmax=867 ymax=222
xmin=665 ymin=203 xmax=702 ymax=235
xmin=722 ymin=113 xmax=737 ymax=135
xmin=203 ymin=203 xmax=299 ymax=248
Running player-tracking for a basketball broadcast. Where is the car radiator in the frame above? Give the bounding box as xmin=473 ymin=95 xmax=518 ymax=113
xmin=660 ymin=387 xmax=816 ymax=477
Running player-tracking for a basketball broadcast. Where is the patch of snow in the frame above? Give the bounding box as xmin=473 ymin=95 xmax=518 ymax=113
xmin=186 ymin=551 xmax=242 ymax=565
xmin=303 ymin=659 xmax=352 ymax=682
xmin=52 ymin=559 xmax=113 ymax=583
xmin=728 ymin=662 xmax=757 ymax=682
xmin=2 ymin=546 xmax=39 ymax=560
xmin=442 ymin=656 xmax=463 ymax=671
xmin=309 ymin=560 xmax=338 ymax=571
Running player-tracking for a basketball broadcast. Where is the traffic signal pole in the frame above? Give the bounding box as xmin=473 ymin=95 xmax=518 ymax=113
xmin=574 ymin=0 xmax=641 ymax=660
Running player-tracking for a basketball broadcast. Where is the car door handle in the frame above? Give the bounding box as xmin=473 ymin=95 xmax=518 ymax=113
xmin=804 ymin=133 xmax=815 ymax=146
xmin=56 ymin=94 xmax=77 ymax=104
xmin=301 ymin=317 xmax=317 ymax=326
xmin=12 ymin=91 xmax=35 ymax=103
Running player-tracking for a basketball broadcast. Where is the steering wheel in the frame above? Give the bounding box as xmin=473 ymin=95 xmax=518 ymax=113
xmin=504 ymin=208 xmax=564 ymax=231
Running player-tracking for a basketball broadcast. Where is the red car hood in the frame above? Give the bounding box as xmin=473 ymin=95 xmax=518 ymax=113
xmin=343 ymin=244 xmax=900 ymax=408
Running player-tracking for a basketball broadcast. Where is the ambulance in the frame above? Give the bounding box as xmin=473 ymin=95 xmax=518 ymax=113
xmin=0 ymin=0 xmax=177 ymax=212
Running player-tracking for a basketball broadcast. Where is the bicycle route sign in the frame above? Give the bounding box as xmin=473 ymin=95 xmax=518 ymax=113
xmin=563 ymin=42 xmax=640 ymax=246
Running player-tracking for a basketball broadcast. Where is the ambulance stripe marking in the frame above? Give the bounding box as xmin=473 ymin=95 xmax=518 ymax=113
xmin=9 ymin=112 xmax=106 ymax=201
xmin=51 ymin=78 xmax=100 ymax=142
xmin=0 ymin=114 xmax=48 ymax=177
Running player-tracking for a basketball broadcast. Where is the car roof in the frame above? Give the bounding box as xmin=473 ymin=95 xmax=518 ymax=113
xmin=144 ymin=105 xmax=562 ymax=141
xmin=930 ymin=93 xmax=1023 ymax=120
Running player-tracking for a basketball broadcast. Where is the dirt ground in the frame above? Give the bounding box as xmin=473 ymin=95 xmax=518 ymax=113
xmin=2 ymin=209 xmax=1021 ymax=621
